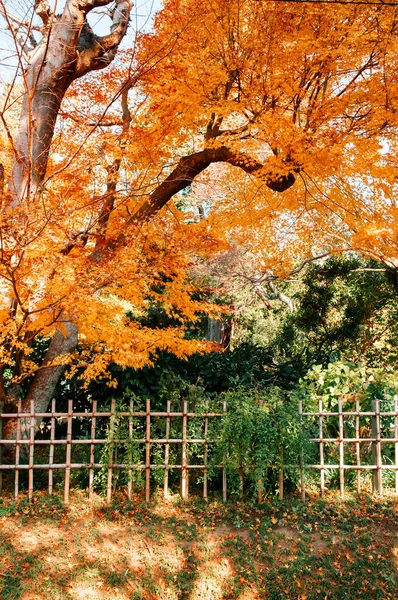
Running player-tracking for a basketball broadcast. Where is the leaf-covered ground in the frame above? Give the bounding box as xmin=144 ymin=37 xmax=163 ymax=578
xmin=0 ymin=492 xmax=397 ymax=599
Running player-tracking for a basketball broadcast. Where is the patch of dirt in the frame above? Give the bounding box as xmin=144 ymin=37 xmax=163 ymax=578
xmin=310 ymin=532 xmax=330 ymax=554
xmin=4 ymin=495 xmax=397 ymax=600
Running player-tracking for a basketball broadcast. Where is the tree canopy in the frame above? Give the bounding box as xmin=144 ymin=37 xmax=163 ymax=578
xmin=1 ymin=0 xmax=398 ymax=429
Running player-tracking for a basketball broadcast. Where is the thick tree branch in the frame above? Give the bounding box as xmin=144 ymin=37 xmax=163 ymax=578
xmin=129 ymin=146 xmax=296 ymax=224
xmin=74 ymin=0 xmax=131 ymax=78
xmin=254 ymin=283 xmax=272 ymax=310
xmin=87 ymin=145 xmax=297 ymax=260
xmin=267 ymin=280 xmax=297 ymax=313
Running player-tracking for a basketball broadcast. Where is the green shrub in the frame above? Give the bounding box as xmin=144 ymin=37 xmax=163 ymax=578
xmin=211 ymin=386 xmax=314 ymax=499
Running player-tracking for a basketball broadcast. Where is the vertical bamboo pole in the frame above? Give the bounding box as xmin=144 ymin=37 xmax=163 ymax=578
xmin=89 ymin=400 xmax=97 ymax=500
xmin=355 ymin=398 xmax=361 ymax=495
xmin=28 ymin=398 xmax=35 ymax=501
xmin=14 ymin=399 xmax=21 ymax=501
xmin=0 ymin=398 xmax=4 ymax=496
xmin=64 ymin=399 xmax=73 ymax=504
xmin=299 ymin=400 xmax=305 ymax=501
xmin=257 ymin=480 xmax=263 ymax=503
xmin=145 ymin=399 xmax=151 ymax=503
xmin=371 ymin=399 xmax=382 ymax=494
xmin=319 ymin=400 xmax=325 ymax=497
xmin=277 ymin=398 xmax=283 ymax=501
xmin=48 ymin=398 xmax=56 ymax=495
xmin=338 ymin=397 xmax=344 ymax=499
xmin=376 ymin=398 xmax=382 ymax=496
xmin=372 ymin=399 xmax=377 ymax=493
xmin=258 ymin=398 xmax=264 ymax=504
xmin=203 ymin=409 xmax=208 ymax=499
xmin=278 ymin=448 xmax=284 ymax=501
xmin=106 ymin=399 xmax=116 ymax=504
xmin=181 ymin=400 xmax=188 ymax=501
xmin=395 ymin=395 xmax=398 ymax=495
xmin=222 ymin=400 xmax=227 ymax=503
xmin=163 ymin=399 xmax=171 ymax=499
xmin=127 ymin=398 xmax=133 ymax=501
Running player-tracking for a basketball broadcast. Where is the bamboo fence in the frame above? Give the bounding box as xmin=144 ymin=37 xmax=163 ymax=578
xmin=0 ymin=398 xmax=226 ymax=503
xmin=300 ymin=396 xmax=398 ymax=498
xmin=0 ymin=397 xmax=397 ymax=502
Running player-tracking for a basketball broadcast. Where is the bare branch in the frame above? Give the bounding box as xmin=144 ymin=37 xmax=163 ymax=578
xmin=33 ymin=0 xmax=52 ymax=29
xmin=351 ymin=268 xmax=386 ymax=273
xmin=10 ymin=0 xmax=133 ymax=201
xmin=267 ymin=280 xmax=297 ymax=313
xmin=9 ymin=22 xmax=34 ymax=57
xmin=254 ymin=283 xmax=272 ymax=310
xmin=0 ymin=6 xmax=42 ymax=33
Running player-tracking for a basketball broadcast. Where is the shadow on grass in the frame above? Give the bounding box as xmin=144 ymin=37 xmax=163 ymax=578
xmin=0 ymin=492 xmax=397 ymax=599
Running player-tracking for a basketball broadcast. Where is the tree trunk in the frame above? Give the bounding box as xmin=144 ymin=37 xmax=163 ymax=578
xmin=3 ymin=323 xmax=78 ymax=442
xmin=10 ymin=0 xmax=131 ymax=203
xmin=3 ymin=0 xmax=132 ymax=440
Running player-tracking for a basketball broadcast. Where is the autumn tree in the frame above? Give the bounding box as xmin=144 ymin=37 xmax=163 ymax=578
xmin=1 ymin=0 xmax=398 ymax=438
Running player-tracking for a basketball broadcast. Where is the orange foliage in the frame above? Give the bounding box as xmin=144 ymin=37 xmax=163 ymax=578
xmin=2 ymin=0 xmax=398 ymax=386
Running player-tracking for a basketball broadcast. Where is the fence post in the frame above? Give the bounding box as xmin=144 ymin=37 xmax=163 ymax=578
xmin=127 ymin=398 xmax=133 ymax=501
xmin=355 ymin=399 xmax=361 ymax=494
xmin=338 ymin=397 xmax=344 ymax=498
xmin=28 ymin=398 xmax=35 ymax=501
xmin=258 ymin=398 xmax=264 ymax=504
xmin=371 ymin=399 xmax=382 ymax=495
xmin=298 ymin=400 xmax=305 ymax=501
xmin=64 ymin=399 xmax=73 ymax=504
xmin=371 ymin=399 xmax=377 ymax=493
xmin=371 ymin=399 xmax=376 ymax=493
xmin=181 ymin=400 xmax=188 ymax=501
xmin=48 ymin=398 xmax=56 ymax=496
xmin=89 ymin=400 xmax=97 ymax=501
xmin=14 ymin=399 xmax=21 ymax=501
xmin=0 ymin=398 xmax=3 ymax=497
xmin=222 ymin=400 xmax=227 ymax=503
xmin=163 ymin=399 xmax=171 ymax=499
xmin=395 ymin=395 xmax=398 ymax=496
xmin=203 ymin=404 xmax=208 ymax=500
xmin=319 ymin=400 xmax=325 ymax=497
xmin=145 ymin=399 xmax=151 ymax=502
xmin=106 ymin=399 xmax=116 ymax=504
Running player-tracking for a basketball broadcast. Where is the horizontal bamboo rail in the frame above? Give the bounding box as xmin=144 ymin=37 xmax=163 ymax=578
xmin=0 ymin=411 xmax=224 ymax=418
xmin=1 ymin=397 xmax=398 ymax=502
xmin=299 ymin=398 xmax=398 ymax=498
xmin=0 ymin=439 xmax=218 ymax=445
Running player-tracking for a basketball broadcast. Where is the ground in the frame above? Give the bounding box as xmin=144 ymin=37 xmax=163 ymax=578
xmin=0 ymin=491 xmax=397 ymax=599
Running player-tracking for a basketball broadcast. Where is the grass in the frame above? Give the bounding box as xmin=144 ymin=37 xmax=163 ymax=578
xmin=0 ymin=491 xmax=397 ymax=599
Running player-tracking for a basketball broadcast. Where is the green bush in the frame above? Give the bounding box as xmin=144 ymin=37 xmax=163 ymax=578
xmin=211 ymin=386 xmax=314 ymax=499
